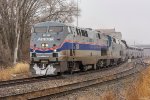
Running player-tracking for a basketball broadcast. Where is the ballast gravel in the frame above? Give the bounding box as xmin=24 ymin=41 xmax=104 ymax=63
xmin=0 ymin=60 xmax=145 ymax=98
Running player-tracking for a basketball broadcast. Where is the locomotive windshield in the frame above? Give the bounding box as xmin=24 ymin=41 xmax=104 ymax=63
xmin=34 ymin=26 xmax=63 ymax=33
xmin=49 ymin=26 xmax=63 ymax=33
xmin=34 ymin=27 xmax=47 ymax=33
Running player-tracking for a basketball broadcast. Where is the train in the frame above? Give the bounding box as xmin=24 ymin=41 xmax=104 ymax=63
xmin=30 ymin=21 xmax=143 ymax=76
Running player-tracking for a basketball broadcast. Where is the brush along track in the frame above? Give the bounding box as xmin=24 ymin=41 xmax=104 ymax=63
xmin=0 ymin=59 xmax=147 ymax=99
xmin=0 ymin=62 xmax=123 ymax=88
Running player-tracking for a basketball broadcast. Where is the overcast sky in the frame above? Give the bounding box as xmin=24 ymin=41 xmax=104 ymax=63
xmin=73 ymin=0 xmax=150 ymax=45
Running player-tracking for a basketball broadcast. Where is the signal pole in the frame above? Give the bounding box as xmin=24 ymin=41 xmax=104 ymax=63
xmin=77 ymin=0 xmax=79 ymax=27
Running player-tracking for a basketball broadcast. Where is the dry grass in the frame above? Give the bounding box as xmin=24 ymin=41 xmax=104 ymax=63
xmin=13 ymin=62 xmax=29 ymax=74
xmin=0 ymin=62 xmax=30 ymax=81
xmin=125 ymin=66 xmax=150 ymax=100
xmin=76 ymin=91 xmax=116 ymax=100
xmin=101 ymin=91 xmax=116 ymax=100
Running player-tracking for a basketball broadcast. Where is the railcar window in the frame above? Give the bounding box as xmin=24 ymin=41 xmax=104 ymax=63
xmin=81 ymin=30 xmax=88 ymax=37
xmin=79 ymin=29 xmax=82 ymax=36
xmin=49 ymin=26 xmax=63 ymax=33
xmin=34 ymin=27 xmax=47 ymax=33
xmin=85 ymin=31 xmax=88 ymax=37
xmin=81 ymin=30 xmax=85 ymax=36
xmin=76 ymin=28 xmax=80 ymax=35
xmin=98 ymin=33 xmax=100 ymax=39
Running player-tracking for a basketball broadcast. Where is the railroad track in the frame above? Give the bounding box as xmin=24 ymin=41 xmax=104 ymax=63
xmin=0 ymin=60 xmax=124 ymax=88
xmin=0 ymin=58 xmax=148 ymax=99
xmin=31 ymin=60 xmax=146 ymax=100
xmin=0 ymin=75 xmax=60 ymax=88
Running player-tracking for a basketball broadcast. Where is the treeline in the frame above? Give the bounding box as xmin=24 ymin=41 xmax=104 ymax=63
xmin=0 ymin=0 xmax=79 ymax=66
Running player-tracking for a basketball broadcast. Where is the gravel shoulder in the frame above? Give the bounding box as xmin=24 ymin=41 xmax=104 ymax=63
xmin=50 ymin=67 xmax=145 ymax=100
xmin=0 ymin=59 xmax=146 ymax=99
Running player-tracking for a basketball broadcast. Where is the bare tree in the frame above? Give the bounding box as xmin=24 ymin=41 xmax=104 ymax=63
xmin=36 ymin=0 xmax=79 ymax=23
xmin=0 ymin=0 xmax=79 ymax=66
xmin=0 ymin=0 xmax=41 ymax=64
xmin=13 ymin=0 xmax=41 ymax=64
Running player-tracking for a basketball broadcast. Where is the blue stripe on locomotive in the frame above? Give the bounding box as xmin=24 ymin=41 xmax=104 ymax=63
xmin=30 ymin=42 xmax=108 ymax=53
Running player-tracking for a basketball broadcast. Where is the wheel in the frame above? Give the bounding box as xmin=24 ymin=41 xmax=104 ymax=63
xmin=82 ymin=65 xmax=88 ymax=71
xmin=68 ymin=67 xmax=73 ymax=74
xmin=96 ymin=60 xmax=103 ymax=69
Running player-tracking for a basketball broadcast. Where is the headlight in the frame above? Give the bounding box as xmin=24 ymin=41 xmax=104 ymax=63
xmin=41 ymin=43 xmax=48 ymax=48
xmin=42 ymin=43 xmax=45 ymax=47
xmin=45 ymin=44 xmax=48 ymax=47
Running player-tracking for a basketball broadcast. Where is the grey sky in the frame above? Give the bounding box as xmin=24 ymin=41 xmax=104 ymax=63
xmin=74 ymin=0 xmax=150 ymax=45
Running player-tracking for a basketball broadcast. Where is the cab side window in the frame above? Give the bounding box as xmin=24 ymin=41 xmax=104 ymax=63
xmin=113 ymin=38 xmax=116 ymax=43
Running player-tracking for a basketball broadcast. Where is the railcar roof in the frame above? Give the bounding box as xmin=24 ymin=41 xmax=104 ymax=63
xmin=33 ymin=21 xmax=68 ymax=27
xmin=128 ymin=46 xmax=143 ymax=50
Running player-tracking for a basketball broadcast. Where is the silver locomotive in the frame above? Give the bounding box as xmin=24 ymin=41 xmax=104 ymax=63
xmin=30 ymin=21 xmax=143 ymax=76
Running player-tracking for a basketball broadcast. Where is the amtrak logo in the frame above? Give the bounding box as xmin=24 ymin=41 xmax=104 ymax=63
xmin=38 ymin=37 xmax=54 ymax=41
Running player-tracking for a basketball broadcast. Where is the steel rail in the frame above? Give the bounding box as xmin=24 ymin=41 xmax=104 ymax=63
xmin=1 ymin=59 xmax=146 ymax=99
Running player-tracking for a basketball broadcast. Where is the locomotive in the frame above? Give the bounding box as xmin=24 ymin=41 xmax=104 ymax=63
xmin=30 ymin=21 xmax=143 ymax=76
